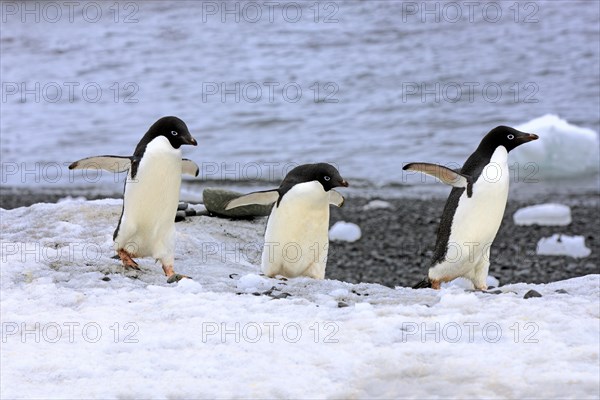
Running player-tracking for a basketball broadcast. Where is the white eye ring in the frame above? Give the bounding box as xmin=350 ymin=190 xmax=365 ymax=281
xmin=507 ymin=134 xmax=514 ymax=140
xmin=171 ymin=131 xmax=178 ymax=136
xmin=324 ymin=176 xmax=331 ymax=181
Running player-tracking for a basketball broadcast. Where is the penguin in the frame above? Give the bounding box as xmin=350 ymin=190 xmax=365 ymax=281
xmin=225 ymin=163 xmax=348 ymax=279
xmin=69 ymin=116 xmax=199 ymax=283
xmin=403 ymin=126 xmax=538 ymax=290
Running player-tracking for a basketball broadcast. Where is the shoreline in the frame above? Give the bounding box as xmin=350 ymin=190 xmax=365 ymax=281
xmin=1 ymin=188 xmax=598 ymax=288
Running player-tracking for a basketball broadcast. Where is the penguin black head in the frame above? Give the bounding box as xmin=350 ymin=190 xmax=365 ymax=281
xmin=479 ymin=126 xmax=538 ymax=153
xmin=144 ymin=116 xmax=198 ymax=149
xmin=283 ymin=163 xmax=349 ymax=192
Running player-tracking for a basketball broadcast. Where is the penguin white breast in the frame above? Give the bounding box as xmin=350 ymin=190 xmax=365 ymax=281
xmin=263 ymin=181 xmax=330 ymax=277
xmin=447 ymin=146 xmax=510 ymax=260
xmin=116 ymin=136 xmax=182 ymax=259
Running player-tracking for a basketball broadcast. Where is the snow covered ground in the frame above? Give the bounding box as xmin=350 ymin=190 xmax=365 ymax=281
xmin=1 ymin=199 xmax=599 ymax=399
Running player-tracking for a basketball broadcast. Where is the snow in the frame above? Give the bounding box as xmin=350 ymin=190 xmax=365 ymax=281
xmin=329 ymin=221 xmax=362 ymax=242
xmin=362 ymin=200 xmax=393 ymax=211
xmin=441 ymin=275 xmax=500 ymax=290
xmin=1 ymin=200 xmax=599 ymax=399
xmin=513 ymin=114 xmax=600 ymax=178
xmin=513 ymin=203 xmax=572 ymax=226
xmin=537 ymin=234 xmax=592 ymax=258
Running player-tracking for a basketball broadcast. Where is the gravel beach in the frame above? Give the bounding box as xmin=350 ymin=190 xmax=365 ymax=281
xmin=1 ymin=188 xmax=598 ymax=288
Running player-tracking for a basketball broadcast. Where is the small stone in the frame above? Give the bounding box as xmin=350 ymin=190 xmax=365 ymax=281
xmin=177 ymin=202 xmax=189 ymax=211
xmin=487 ymin=289 xmax=502 ymax=295
xmin=523 ymin=289 xmax=542 ymax=299
xmin=555 ymin=289 xmax=569 ymax=294
xmin=337 ymin=301 xmax=349 ymax=308
xmin=185 ymin=209 xmax=196 ymax=217
xmin=101 ymin=276 xmax=111 ymax=281
xmin=271 ymin=292 xmax=292 ymax=300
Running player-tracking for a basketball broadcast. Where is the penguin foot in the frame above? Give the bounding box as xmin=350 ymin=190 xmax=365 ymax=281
xmin=117 ymin=249 xmax=140 ymax=270
xmin=166 ymin=273 xmax=192 ymax=284
xmin=162 ymin=265 xmax=191 ymax=284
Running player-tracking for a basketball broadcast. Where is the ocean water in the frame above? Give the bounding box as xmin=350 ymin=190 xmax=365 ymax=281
xmin=1 ymin=0 xmax=599 ymax=194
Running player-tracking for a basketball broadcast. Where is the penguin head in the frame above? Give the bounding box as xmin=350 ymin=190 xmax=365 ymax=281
xmin=480 ymin=126 xmax=538 ymax=153
xmin=146 ymin=116 xmax=198 ymax=149
xmin=284 ymin=163 xmax=349 ymax=192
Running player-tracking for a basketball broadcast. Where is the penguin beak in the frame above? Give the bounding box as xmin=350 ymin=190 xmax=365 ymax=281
xmin=185 ymin=136 xmax=198 ymax=146
xmin=339 ymin=179 xmax=349 ymax=187
xmin=517 ymin=132 xmax=539 ymax=144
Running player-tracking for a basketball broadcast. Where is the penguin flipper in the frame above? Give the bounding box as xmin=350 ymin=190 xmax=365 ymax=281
xmin=329 ymin=190 xmax=345 ymax=207
xmin=403 ymin=162 xmax=472 ymax=195
xmin=225 ymin=190 xmax=279 ymax=210
xmin=182 ymin=159 xmax=199 ymax=177
xmin=68 ymin=155 xmax=132 ymax=173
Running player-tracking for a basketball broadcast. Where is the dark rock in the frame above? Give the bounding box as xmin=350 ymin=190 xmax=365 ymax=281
xmin=177 ymin=202 xmax=189 ymax=211
xmin=555 ymin=289 xmax=569 ymax=294
xmin=203 ymin=188 xmax=272 ymax=218
xmin=337 ymin=301 xmax=349 ymax=308
xmin=523 ymin=289 xmax=542 ymax=299
xmin=175 ymin=211 xmax=186 ymax=222
xmin=195 ymin=208 xmax=211 ymax=217
xmin=185 ymin=209 xmax=196 ymax=217
xmin=271 ymin=292 xmax=292 ymax=299
xmin=101 ymin=276 xmax=111 ymax=281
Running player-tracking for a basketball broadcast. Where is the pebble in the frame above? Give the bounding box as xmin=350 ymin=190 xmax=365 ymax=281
xmin=523 ymin=289 xmax=543 ymax=299
xmin=177 ymin=202 xmax=189 ymax=211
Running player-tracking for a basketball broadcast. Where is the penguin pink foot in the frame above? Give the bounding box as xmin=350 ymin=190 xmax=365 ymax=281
xmin=162 ymin=265 xmax=192 ymax=284
xmin=117 ymin=249 xmax=141 ymax=270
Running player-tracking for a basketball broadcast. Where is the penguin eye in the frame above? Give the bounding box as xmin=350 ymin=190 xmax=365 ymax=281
xmin=507 ymin=134 xmax=515 ymax=140
xmin=171 ymin=131 xmax=178 ymax=136
xmin=324 ymin=176 xmax=331 ymax=181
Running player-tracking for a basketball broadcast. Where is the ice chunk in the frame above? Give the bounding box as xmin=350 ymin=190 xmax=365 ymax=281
xmin=176 ymin=278 xmax=203 ymax=293
xmin=362 ymin=200 xmax=393 ymax=211
xmin=536 ymin=234 xmax=591 ymax=258
xmin=237 ymin=273 xmax=271 ymax=292
xmin=329 ymin=221 xmax=361 ymax=242
xmin=513 ymin=203 xmax=572 ymax=226
xmin=486 ymin=275 xmax=500 ymax=288
xmin=513 ymin=114 xmax=600 ymax=178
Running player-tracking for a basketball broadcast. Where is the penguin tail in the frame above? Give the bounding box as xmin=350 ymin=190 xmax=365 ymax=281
xmin=412 ymin=276 xmax=432 ymax=289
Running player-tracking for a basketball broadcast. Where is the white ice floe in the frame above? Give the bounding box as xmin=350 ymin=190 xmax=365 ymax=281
xmin=513 ymin=203 xmax=572 ymax=226
xmin=362 ymin=200 xmax=393 ymax=211
xmin=1 ymin=201 xmax=599 ymax=399
xmin=537 ymin=234 xmax=592 ymax=258
xmin=329 ymin=221 xmax=362 ymax=242
xmin=513 ymin=114 xmax=600 ymax=178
